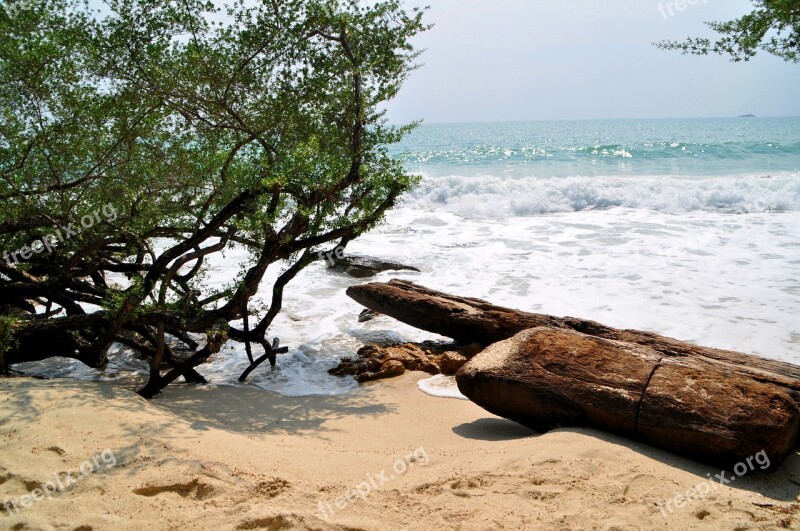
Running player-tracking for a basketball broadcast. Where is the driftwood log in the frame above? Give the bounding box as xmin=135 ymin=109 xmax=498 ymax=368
xmin=346 ymin=280 xmax=800 ymax=467
xmin=456 ymin=328 xmax=798 ymax=469
xmin=346 ymin=279 xmax=800 ymax=406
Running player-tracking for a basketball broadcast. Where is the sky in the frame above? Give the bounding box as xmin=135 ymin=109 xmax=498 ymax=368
xmin=384 ymin=0 xmax=800 ymax=124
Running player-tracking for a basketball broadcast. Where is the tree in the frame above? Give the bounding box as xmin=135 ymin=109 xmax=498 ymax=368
xmin=655 ymin=0 xmax=799 ymax=62
xmin=0 ymin=0 xmax=427 ymax=397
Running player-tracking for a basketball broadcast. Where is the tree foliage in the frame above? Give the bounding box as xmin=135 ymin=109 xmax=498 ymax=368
xmin=655 ymin=0 xmax=799 ymax=62
xmin=0 ymin=0 xmax=427 ymax=397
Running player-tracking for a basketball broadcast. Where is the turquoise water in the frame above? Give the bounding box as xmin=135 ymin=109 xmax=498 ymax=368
xmin=391 ymin=117 xmax=800 ymax=179
xmin=387 ymin=117 xmax=800 ymax=216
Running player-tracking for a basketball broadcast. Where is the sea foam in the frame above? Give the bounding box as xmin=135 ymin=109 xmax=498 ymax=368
xmin=417 ymin=375 xmax=468 ymax=400
xmin=403 ymin=172 xmax=800 ymax=219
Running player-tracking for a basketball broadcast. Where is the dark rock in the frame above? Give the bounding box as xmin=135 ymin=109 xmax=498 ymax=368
xmin=356 ymin=359 xmax=405 ymax=382
xmin=328 ymin=255 xmax=420 ymax=278
xmin=456 ymin=327 xmax=799 ymax=469
xmin=358 ymin=309 xmax=382 ymax=323
xmin=438 ymin=351 xmax=468 ymax=375
xmin=637 ymin=362 xmax=799 ymax=469
xmin=328 ymin=357 xmax=358 ymax=377
xmin=330 ymin=341 xmax=483 ymax=383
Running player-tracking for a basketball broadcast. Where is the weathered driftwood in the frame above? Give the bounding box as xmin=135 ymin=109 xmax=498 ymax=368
xmin=346 ymin=280 xmax=800 ymax=405
xmin=456 ymin=328 xmax=799 ymax=469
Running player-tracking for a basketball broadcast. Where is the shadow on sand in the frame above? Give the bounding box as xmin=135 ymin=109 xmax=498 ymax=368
xmin=452 ymin=418 xmax=538 ymax=441
xmin=149 ymin=382 xmax=395 ymax=437
xmin=454 ymin=418 xmax=800 ymax=504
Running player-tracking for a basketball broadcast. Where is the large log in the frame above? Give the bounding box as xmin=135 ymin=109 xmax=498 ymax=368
xmin=346 ymin=280 xmax=800 ymax=404
xmin=455 ymin=328 xmax=799 ymax=469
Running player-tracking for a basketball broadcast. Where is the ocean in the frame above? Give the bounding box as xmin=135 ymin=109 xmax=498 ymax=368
xmin=18 ymin=117 xmax=800 ymax=397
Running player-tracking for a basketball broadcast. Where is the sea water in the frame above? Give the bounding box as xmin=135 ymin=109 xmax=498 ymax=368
xmin=18 ymin=118 xmax=800 ymax=398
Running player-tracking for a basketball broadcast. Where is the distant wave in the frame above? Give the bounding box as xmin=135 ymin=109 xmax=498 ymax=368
xmin=402 ymin=172 xmax=800 ymax=218
xmin=395 ymin=141 xmax=800 ymax=166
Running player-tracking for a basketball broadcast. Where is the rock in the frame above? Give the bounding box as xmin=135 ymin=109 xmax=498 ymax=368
xmin=328 ymin=357 xmax=358 ymax=377
xmin=356 ymin=359 xmax=405 ymax=382
xmin=438 ymin=351 xmax=468 ymax=375
xmin=330 ymin=342 xmax=483 ymax=382
xmin=358 ymin=309 xmax=382 ymax=323
xmin=461 ymin=343 xmax=484 ymax=358
xmin=328 ymin=255 xmax=420 ymax=278
xmin=636 ymin=362 xmax=799 ymax=469
xmin=457 ymin=327 xmax=660 ymax=436
xmin=365 ymin=343 xmax=439 ymax=374
xmin=456 ymin=327 xmax=800 ymax=469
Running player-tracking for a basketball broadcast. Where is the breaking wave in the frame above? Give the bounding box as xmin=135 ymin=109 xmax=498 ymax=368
xmin=402 ymin=172 xmax=800 ymax=219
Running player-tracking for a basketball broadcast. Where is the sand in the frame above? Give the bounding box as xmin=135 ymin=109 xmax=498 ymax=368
xmin=0 ymin=374 xmax=799 ymax=530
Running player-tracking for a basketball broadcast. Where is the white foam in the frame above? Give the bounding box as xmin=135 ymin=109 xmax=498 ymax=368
xmin=17 ymin=201 xmax=800 ymax=399
xmin=417 ymin=374 xmax=468 ymax=400
xmin=403 ymin=172 xmax=800 ymax=218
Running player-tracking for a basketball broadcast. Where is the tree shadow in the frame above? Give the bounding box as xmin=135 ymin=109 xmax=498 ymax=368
xmin=0 ymin=376 xmax=398 ymax=500
xmin=147 ymin=382 xmax=396 ymax=438
xmin=0 ymin=378 xmax=158 ymax=491
xmin=0 ymin=376 xmax=145 ymax=430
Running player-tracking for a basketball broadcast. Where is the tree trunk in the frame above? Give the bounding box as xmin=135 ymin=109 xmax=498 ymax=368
xmin=346 ymin=280 xmax=800 ymax=404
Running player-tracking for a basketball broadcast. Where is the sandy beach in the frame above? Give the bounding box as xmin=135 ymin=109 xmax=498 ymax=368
xmin=2 ymin=1 xmax=799 ymax=530
xmin=1 ymin=374 xmax=798 ymax=530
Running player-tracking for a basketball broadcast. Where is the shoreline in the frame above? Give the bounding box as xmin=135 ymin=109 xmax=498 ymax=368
xmin=1 ymin=375 xmax=799 ymax=529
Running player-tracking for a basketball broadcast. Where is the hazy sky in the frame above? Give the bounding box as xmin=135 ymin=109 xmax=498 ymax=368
xmin=384 ymin=0 xmax=800 ymax=123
